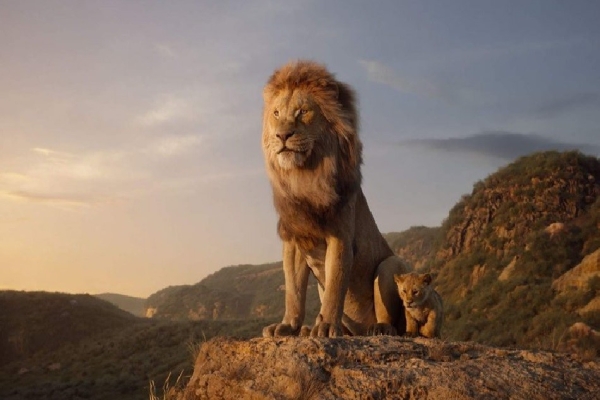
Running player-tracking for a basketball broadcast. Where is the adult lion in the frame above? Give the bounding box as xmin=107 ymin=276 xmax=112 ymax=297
xmin=261 ymin=60 xmax=408 ymax=338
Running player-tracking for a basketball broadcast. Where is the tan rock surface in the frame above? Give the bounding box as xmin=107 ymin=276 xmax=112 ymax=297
xmin=553 ymin=249 xmax=600 ymax=292
xmin=179 ymin=336 xmax=599 ymax=400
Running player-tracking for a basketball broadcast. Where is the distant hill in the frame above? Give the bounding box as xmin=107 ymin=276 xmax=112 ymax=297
xmin=0 ymin=290 xmax=273 ymax=399
xmin=0 ymin=291 xmax=138 ymax=365
xmin=145 ymin=263 xmax=320 ymax=322
xmin=383 ymin=226 xmax=441 ymax=271
xmin=95 ymin=293 xmax=146 ymax=317
xmin=1 ymin=314 xmax=270 ymax=400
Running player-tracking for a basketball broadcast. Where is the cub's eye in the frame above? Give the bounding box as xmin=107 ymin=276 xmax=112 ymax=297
xmin=273 ymin=110 xmax=279 ymax=118
xmin=300 ymin=109 xmax=308 ymax=115
xmin=412 ymin=290 xmax=419 ymax=296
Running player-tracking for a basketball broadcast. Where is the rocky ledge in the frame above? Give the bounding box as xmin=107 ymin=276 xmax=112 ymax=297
xmin=176 ymin=336 xmax=599 ymax=399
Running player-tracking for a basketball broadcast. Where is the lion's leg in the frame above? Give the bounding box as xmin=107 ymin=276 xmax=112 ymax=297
xmin=310 ymin=235 xmax=352 ymax=338
xmin=370 ymin=256 xmax=408 ymax=336
xmin=263 ymin=242 xmax=309 ymax=337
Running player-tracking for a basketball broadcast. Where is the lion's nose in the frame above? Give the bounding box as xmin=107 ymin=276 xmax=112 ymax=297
xmin=276 ymin=130 xmax=295 ymax=143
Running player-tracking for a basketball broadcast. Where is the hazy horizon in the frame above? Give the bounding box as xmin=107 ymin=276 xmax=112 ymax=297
xmin=1 ymin=1 xmax=599 ymax=298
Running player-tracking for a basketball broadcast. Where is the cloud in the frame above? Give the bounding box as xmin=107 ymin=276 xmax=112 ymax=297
xmin=534 ymin=92 xmax=600 ymax=118
xmin=135 ymin=96 xmax=196 ymax=127
xmin=0 ymin=190 xmax=105 ymax=208
xmin=359 ymin=60 xmax=444 ymax=99
xmin=144 ymin=135 xmax=203 ymax=157
xmin=0 ymin=148 xmax=132 ymax=208
xmin=154 ymin=43 xmax=177 ymax=58
xmin=28 ymin=148 xmax=124 ymax=181
xmin=358 ymin=60 xmax=479 ymax=103
xmin=401 ymin=131 xmax=600 ymax=160
xmin=0 ymin=138 xmax=256 ymax=210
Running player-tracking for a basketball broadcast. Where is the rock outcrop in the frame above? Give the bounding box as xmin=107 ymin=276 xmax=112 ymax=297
xmin=178 ymin=337 xmax=600 ymax=400
xmin=552 ymin=249 xmax=600 ymax=292
xmin=436 ymin=152 xmax=600 ymax=265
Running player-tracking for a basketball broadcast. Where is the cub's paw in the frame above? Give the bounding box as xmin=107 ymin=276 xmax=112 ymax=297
xmin=368 ymin=323 xmax=398 ymax=336
xmin=310 ymin=322 xmax=344 ymax=338
xmin=262 ymin=323 xmax=301 ymax=337
xmin=404 ymin=331 xmax=419 ymax=338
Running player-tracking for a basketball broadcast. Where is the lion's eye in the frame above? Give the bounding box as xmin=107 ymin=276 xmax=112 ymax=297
xmin=273 ymin=110 xmax=279 ymax=118
xmin=300 ymin=109 xmax=308 ymax=115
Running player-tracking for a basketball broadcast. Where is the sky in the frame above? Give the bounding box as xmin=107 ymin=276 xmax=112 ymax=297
xmin=1 ymin=1 xmax=599 ymax=298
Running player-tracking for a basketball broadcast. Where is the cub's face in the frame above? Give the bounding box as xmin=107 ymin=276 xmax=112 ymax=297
xmin=394 ymin=273 xmax=433 ymax=309
xmin=262 ymin=89 xmax=326 ymax=170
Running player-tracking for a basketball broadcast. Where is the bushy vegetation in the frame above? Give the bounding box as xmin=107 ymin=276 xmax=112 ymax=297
xmin=0 ymin=291 xmax=275 ymax=400
xmin=424 ymin=151 xmax=600 ymax=355
xmin=0 ymin=291 xmax=137 ymax=365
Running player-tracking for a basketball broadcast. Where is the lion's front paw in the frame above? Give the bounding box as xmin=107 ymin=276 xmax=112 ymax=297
xmin=368 ymin=323 xmax=398 ymax=336
xmin=404 ymin=330 xmax=419 ymax=338
xmin=299 ymin=325 xmax=312 ymax=337
xmin=262 ymin=323 xmax=301 ymax=337
xmin=310 ymin=322 xmax=344 ymax=338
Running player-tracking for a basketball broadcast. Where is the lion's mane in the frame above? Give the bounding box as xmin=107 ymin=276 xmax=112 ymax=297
xmin=262 ymin=61 xmax=363 ymax=247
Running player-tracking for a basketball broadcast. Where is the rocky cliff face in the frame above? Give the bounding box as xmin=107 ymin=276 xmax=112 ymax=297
xmin=553 ymin=249 xmax=600 ymax=293
xmin=174 ymin=337 xmax=600 ymax=400
xmin=436 ymin=151 xmax=600 ymax=265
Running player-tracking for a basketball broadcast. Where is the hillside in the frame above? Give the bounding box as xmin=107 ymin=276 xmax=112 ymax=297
xmin=0 ymin=291 xmax=272 ymax=400
xmin=384 ymin=226 xmax=441 ymax=271
xmin=392 ymin=151 xmax=600 ymax=353
xmin=0 ymin=291 xmax=138 ymax=366
xmin=94 ymin=293 xmax=146 ymax=317
xmin=145 ymin=262 xmax=321 ymax=322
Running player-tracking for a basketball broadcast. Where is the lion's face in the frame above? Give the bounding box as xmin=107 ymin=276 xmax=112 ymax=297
xmin=263 ymin=89 xmax=327 ymax=170
xmin=394 ymin=273 xmax=433 ymax=309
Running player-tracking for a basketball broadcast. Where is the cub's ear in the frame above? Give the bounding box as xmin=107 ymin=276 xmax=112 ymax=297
xmin=394 ymin=274 xmax=405 ymax=285
xmin=422 ymin=273 xmax=432 ymax=285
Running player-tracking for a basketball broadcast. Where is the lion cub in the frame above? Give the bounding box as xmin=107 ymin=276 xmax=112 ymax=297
xmin=394 ymin=273 xmax=443 ymax=338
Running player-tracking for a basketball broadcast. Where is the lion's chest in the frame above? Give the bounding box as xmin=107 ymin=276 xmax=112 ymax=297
xmin=407 ymin=307 xmax=431 ymax=324
xmin=286 ymin=170 xmax=338 ymax=209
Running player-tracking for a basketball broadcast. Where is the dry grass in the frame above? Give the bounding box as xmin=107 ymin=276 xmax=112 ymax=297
xmin=148 ymin=371 xmax=185 ymax=400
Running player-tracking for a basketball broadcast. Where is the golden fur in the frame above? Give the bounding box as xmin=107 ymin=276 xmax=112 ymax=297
xmin=261 ymin=60 xmax=409 ymax=337
xmin=394 ymin=273 xmax=444 ymax=338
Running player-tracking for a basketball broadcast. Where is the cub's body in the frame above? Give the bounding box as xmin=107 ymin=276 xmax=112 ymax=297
xmin=394 ymin=273 xmax=443 ymax=338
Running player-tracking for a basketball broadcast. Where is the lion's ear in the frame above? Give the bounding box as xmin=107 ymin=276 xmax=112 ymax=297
xmin=319 ymin=79 xmax=339 ymax=99
xmin=263 ymin=85 xmax=275 ymax=102
xmin=422 ymin=274 xmax=432 ymax=285
xmin=330 ymin=82 xmax=339 ymax=99
xmin=394 ymin=274 xmax=405 ymax=285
